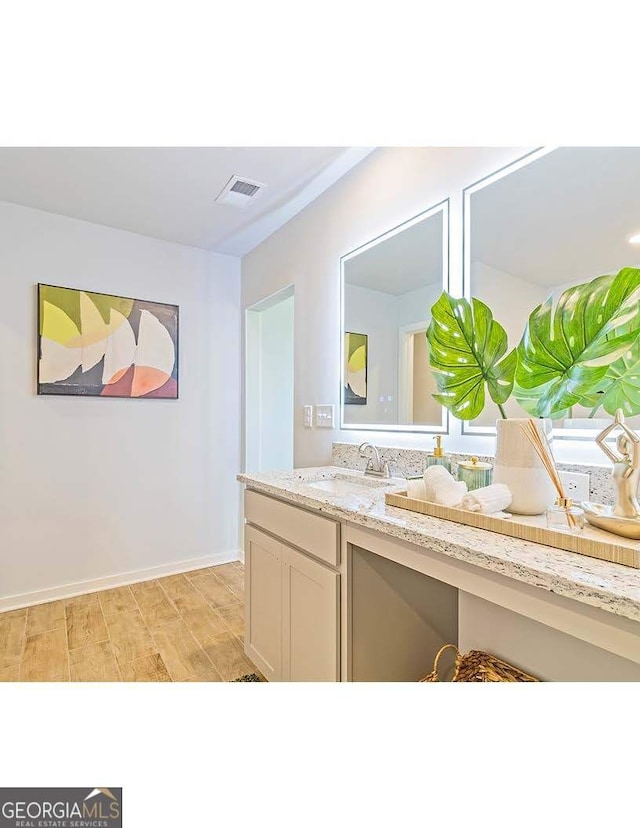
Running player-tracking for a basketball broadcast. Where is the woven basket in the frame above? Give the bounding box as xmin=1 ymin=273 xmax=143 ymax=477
xmin=421 ymin=644 xmax=539 ymax=682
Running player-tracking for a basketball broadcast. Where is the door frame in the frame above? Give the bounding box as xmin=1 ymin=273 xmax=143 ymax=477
xmin=398 ymin=320 xmax=426 ymax=425
xmin=244 ymin=284 xmax=295 ymax=473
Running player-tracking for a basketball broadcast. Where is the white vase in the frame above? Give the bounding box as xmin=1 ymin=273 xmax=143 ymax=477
xmin=493 ymin=418 xmax=557 ymax=515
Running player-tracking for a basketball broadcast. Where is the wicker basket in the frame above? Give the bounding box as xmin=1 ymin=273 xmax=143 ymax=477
xmin=421 ymin=644 xmax=539 ymax=682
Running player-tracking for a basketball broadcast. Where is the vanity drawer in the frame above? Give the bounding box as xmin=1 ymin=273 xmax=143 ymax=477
xmin=245 ymin=489 xmax=340 ymax=567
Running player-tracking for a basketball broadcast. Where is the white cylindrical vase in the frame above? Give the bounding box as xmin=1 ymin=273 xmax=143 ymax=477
xmin=493 ymin=418 xmax=557 ymax=515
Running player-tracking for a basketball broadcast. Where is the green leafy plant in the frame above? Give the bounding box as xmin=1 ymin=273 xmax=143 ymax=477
xmin=514 ymin=268 xmax=640 ymax=418
xmin=588 ymin=338 xmax=640 ymax=417
xmin=427 ymin=267 xmax=640 ymax=421
xmin=426 ymin=293 xmax=516 ymax=420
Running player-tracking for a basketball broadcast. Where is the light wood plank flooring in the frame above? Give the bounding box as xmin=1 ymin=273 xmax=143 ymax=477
xmin=0 ymin=563 xmax=259 ymax=682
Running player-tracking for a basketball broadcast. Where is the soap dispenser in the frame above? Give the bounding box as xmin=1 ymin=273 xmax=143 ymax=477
xmin=425 ymin=436 xmax=451 ymax=472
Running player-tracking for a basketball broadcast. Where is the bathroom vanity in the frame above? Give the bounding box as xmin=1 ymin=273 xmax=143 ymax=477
xmin=238 ymin=467 xmax=640 ymax=682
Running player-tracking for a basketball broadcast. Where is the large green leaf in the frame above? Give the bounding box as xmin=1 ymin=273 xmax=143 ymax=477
xmin=592 ymin=338 xmax=640 ymax=417
xmin=426 ymin=293 xmax=516 ymax=420
xmin=514 ymin=267 xmax=640 ymax=418
xmin=512 ymin=379 xmax=571 ymax=420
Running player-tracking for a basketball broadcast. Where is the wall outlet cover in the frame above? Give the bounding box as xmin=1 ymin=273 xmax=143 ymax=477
xmin=316 ymin=404 xmax=335 ymax=428
xmin=303 ymin=405 xmax=313 ymax=428
xmin=559 ymin=471 xmax=590 ymax=502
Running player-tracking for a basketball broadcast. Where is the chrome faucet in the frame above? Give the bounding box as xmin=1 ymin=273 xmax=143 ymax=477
xmin=359 ymin=442 xmax=390 ymax=478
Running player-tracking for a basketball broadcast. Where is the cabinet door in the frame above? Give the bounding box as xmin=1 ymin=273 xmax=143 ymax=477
xmin=282 ymin=544 xmax=340 ymax=682
xmin=245 ymin=526 xmax=283 ymax=682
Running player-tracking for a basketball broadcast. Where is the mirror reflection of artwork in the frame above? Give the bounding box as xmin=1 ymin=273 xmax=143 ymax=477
xmin=344 ymin=332 xmax=367 ymax=404
xmin=38 ymin=284 xmax=179 ymax=398
xmin=466 ymin=147 xmax=640 ymax=433
xmin=341 ymin=201 xmax=448 ymax=431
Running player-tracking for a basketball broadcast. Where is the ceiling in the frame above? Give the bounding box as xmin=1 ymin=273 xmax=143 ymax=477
xmin=0 ymin=147 xmax=373 ymax=256
xmin=471 ymin=147 xmax=640 ymax=286
xmin=344 ymin=210 xmax=444 ymax=295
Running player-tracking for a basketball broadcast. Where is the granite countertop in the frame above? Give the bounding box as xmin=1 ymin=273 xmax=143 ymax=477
xmin=237 ymin=466 xmax=640 ymax=624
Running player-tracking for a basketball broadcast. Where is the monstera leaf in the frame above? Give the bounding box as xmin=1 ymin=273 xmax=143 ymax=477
xmin=514 ymin=267 xmax=640 ymax=418
xmin=427 ymin=293 xmax=516 ymax=420
xmin=592 ymin=338 xmax=640 ymax=417
xmin=512 ymin=379 xmax=571 ymax=420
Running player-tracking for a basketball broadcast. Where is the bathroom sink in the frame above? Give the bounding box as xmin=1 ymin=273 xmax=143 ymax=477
xmin=303 ymin=473 xmax=395 ymax=495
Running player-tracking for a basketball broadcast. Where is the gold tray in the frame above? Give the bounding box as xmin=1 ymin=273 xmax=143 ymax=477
xmin=384 ymin=491 xmax=640 ymax=569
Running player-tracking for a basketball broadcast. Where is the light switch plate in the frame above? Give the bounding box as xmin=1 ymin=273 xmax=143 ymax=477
xmin=316 ymin=404 xmax=335 ymax=428
xmin=559 ymin=471 xmax=590 ymax=502
xmin=303 ymin=405 xmax=313 ymax=428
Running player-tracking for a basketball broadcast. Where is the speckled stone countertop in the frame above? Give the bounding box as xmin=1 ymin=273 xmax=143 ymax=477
xmin=237 ymin=466 xmax=640 ymax=624
xmin=332 ymin=442 xmax=616 ymax=504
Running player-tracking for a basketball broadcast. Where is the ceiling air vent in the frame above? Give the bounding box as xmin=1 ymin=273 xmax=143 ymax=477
xmin=215 ymin=175 xmax=267 ymax=208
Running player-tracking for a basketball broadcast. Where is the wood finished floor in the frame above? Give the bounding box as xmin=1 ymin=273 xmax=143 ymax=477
xmin=0 ymin=563 xmax=258 ymax=682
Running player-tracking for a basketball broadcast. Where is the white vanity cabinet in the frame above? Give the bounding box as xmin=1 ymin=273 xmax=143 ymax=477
xmin=244 ymin=526 xmax=283 ymax=682
xmin=281 ymin=543 xmax=339 ymax=681
xmin=244 ymin=491 xmax=340 ymax=682
xmin=240 ymin=470 xmax=640 ymax=683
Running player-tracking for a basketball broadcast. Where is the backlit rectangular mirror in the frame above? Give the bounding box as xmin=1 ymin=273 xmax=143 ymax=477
xmin=465 ymin=147 xmax=640 ymax=438
xmin=341 ymin=199 xmax=449 ymax=432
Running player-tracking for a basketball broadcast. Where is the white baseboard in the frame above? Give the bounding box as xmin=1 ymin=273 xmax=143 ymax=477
xmin=0 ymin=550 xmax=242 ymax=613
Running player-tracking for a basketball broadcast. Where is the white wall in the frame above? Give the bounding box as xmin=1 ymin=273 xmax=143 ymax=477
xmin=396 ymin=283 xmax=441 ymax=328
xmin=242 ymin=147 xmax=585 ymax=468
xmin=343 ymin=281 xmax=442 ymax=427
xmin=0 ymin=201 xmax=241 ymax=606
xmin=398 ymin=283 xmax=442 ymax=426
xmin=471 ymin=259 xmax=550 ymax=425
xmin=472 ymin=260 xmax=549 ymax=351
xmin=344 ymin=284 xmax=399 ymax=425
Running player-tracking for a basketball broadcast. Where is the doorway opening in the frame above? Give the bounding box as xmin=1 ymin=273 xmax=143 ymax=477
xmin=398 ymin=322 xmax=441 ymax=425
xmin=245 ymin=286 xmax=294 ymax=472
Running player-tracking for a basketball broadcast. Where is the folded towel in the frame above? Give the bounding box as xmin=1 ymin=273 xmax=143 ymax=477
xmin=407 ymin=479 xmax=427 ymax=500
xmin=423 ymin=465 xmax=457 ymax=500
xmin=461 ymin=483 xmax=512 ymax=514
xmin=432 ymin=480 xmax=468 ymax=507
xmin=422 ymin=465 xmax=467 ymax=507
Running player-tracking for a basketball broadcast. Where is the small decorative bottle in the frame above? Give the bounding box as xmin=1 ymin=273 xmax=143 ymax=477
xmin=457 ymin=456 xmax=493 ymax=491
xmin=425 ymin=436 xmax=451 ymax=473
xmin=546 ymin=497 xmax=586 ymax=534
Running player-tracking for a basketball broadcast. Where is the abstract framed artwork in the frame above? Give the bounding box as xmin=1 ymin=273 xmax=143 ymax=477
xmin=37 ymin=284 xmax=179 ymax=398
xmin=344 ymin=331 xmax=367 ymax=405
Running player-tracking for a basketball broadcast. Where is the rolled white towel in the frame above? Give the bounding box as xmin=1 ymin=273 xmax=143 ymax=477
xmin=432 ymin=480 xmax=468 ymax=507
xmin=406 ymin=479 xmax=427 ymax=500
xmin=423 ymin=465 xmax=457 ymax=500
xmin=461 ymin=483 xmax=512 ymax=514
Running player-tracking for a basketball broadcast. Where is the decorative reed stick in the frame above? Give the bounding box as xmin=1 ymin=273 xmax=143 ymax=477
xmin=518 ymin=419 xmax=577 ymax=527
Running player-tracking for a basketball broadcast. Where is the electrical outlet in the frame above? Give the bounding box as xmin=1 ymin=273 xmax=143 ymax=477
xmin=316 ymin=404 xmax=335 ymax=428
xmin=559 ymin=471 xmax=590 ymax=502
xmin=303 ymin=405 xmax=313 ymax=428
